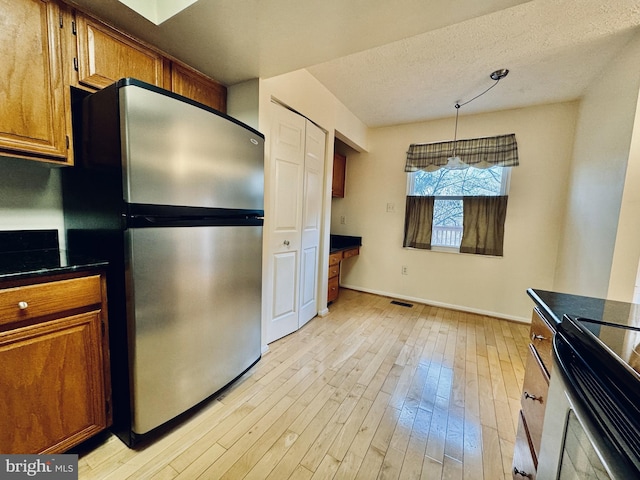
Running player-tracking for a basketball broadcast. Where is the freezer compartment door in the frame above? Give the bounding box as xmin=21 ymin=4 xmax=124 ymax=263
xmin=119 ymin=84 xmax=264 ymax=210
xmin=125 ymin=225 xmax=262 ymax=435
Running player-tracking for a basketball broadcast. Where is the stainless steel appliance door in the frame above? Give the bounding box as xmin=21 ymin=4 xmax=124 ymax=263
xmin=125 ymin=224 xmax=262 ymax=435
xmin=119 ymin=84 xmax=264 ymax=210
xmin=537 ymin=352 xmax=637 ymax=479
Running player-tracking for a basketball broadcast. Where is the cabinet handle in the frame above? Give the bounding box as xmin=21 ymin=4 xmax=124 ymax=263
xmin=523 ymin=391 xmax=542 ymax=402
xmin=531 ymin=333 xmax=547 ymax=341
xmin=17 ymin=301 xmax=29 ymax=310
xmin=513 ymin=467 xmax=532 ymax=478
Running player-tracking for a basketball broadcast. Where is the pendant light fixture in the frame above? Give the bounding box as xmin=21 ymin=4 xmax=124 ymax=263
xmin=446 ymin=68 xmax=509 ymax=169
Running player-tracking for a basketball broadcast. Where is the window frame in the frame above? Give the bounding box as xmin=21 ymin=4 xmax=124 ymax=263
xmin=405 ymin=166 xmax=512 ymax=252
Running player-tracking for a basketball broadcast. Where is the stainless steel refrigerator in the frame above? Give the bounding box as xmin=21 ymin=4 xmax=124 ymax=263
xmin=62 ymin=79 xmax=264 ymax=447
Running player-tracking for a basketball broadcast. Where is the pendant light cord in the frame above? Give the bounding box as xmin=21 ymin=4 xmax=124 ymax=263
xmin=450 ymin=72 xmax=506 ymax=158
xmin=456 ymin=78 xmax=502 ymax=108
xmin=451 ymin=103 xmax=460 ymax=157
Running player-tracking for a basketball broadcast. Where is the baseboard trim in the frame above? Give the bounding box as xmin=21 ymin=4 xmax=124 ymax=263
xmin=339 ymin=284 xmax=530 ymax=324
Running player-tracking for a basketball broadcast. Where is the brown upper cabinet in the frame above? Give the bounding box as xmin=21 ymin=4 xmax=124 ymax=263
xmin=1 ymin=0 xmax=227 ymax=166
xmin=170 ymin=62 xmax=227 ymax=112
xmin=0 ymin=0 xmax=71 ymax=164
xmin=74 ymin=12 xmax=166 ymax=90
xmin=332 ymin=152 xmax=346 ymax=197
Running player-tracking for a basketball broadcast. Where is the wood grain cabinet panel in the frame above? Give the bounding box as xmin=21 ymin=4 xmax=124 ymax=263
xmin=530 ymin=308 xmax=553 ymax=376
xmin=521 ymin=345 xmax=549 ymax=457
xmin=328 ymin=252 xmax=343 ymax=266
xmin=0 ymin=275 xmax=102 ymax=327
xmin=332 ymin=153 xmax=346 ymax=198
xmin=512 ymin=308 xmax=554 ymax=479
xmin=0 ymin=271 xmax=111 ymax=454
xmin=170 ymin=62 xmax=227 ymax=112
xmin=512 ymin=411 xmax=537 ymax=479
xmin=75 ymin=13 xmax=165 ymax=90
xmin=327 ymin=248 xmax=359 ymax=303
xmin=0 ymin=0 xmax=70 ymax=163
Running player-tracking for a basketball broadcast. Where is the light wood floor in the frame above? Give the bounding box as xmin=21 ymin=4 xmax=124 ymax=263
xmin=77 ymin=289 xmax=530 ymax=480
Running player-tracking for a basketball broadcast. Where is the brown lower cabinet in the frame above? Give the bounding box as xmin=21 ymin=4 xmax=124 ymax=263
xmin=327 ymin=247 xmax=359 ymax=303
xmin=0 ymin=271 xmax=111 ymax=454
xmin=512 ymin=308 xmax=554 ymax=479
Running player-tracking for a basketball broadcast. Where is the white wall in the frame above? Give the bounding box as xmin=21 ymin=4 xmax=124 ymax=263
xmin=554 ymin=34 xmax=640 ymax=300
xmin=331 ymin=102 xmax=579 ymax=322
xmin=0 ymin=156 xmax=65 ymax=246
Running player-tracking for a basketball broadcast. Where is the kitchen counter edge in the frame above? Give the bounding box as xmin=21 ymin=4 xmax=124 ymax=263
xmin=527 ymin=288 xmax=638 ymax=329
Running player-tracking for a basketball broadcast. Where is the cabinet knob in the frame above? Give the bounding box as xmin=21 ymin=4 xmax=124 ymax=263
xmin=513 ymin=467 xmax=532 ymax=478
xmin=283 ymin=240 xmax=290 ymax=246
xmin=531 ymin=333 xmax=547 ymax=341
xmin=17 ymin=301 xmax=29 ymax=310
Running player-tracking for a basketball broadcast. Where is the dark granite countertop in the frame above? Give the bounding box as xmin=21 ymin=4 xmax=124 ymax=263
xmin=0 ymin=230 xmax=108 ymax=282
xmin=330 ymin=234 xmax=362 ymax=254
xmin=527 ymin=288 xmax=638 ymax=329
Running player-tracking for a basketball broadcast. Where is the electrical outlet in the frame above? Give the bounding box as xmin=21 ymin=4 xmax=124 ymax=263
xmin=340 ymin=215 xmax=346 ymax=225
xmin=386 ymin=202 xmax=395 ymax=213
xmin=401 ymin=265 xmax=408 ymax=275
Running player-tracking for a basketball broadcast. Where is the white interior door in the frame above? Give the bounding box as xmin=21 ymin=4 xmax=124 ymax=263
xmin=267 ymin=104 xmax=305 ymax=343
xmin=299 ymin=121 xmax=325 ymax=327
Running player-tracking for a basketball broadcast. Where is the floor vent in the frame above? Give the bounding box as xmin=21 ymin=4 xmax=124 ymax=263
xmin=390 ymin=300 xmax=413 ymax=308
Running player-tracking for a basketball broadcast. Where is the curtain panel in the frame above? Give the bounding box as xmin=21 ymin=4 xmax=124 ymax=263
xmin=460 ymin=196 xmax=508 ymax=256
xmin=403 ymin=196 xmax=434 ymax=249
xmin=405 ymin=133 xmax=518 ymax=172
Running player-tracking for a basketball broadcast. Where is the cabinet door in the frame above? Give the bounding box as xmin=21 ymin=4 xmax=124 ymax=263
xmin=75 ymin=13 xmax=165 ymax=90
xmin=0 ymin=311 xmax=106 ymax=453
xmin=170 ymin=62 xmax=227 ymax=112
xmin=332 ymin=153 xmax=346 ymax=197
xmin=0 ymin=0 xmax=69 ymax=163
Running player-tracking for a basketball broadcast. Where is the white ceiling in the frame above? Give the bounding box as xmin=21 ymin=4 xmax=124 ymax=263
xmin=68 ymin=0 xmax=640 ymax=127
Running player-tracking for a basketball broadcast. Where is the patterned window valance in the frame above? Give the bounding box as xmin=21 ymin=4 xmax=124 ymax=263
xmin=405 ymin=133 xmax=519 ymax=172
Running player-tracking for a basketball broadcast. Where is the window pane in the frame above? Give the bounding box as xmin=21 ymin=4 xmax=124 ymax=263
xmin=410 ymin=166 xmax=505 ymax=196
xmin=432 ymin=199 xmax=462 ymax=247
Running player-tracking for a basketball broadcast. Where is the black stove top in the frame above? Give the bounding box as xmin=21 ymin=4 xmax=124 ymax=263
xmin=567 ymin=315 xmax=640 ymax=377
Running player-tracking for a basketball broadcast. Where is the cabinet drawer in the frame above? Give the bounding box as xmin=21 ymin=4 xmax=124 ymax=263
xmin=530 ymin=308 xmax=554 ymax=376
xmin=328 ymin=276 xmax=339 ymax=302
xmin=329 ymin=252 xmax=343 ymax=266
xmin=342 ymin=247 xmax=359 ymax=259
xmin=521 ymin=345 xmax=549 ymax=457
xmin=0 ymin=275 xmax=102 ymax=327
xmin=512 ymin=411 xmax=537 ymax=479
xmin=328 ymin=264 xmax=340 ymax=279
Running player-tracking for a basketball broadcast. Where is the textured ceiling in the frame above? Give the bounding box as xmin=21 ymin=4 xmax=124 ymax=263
xmin=68 ymin=0 xmax=640 ymax=127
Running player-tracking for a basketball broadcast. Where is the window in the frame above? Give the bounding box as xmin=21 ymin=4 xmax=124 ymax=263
xmin=406 ymin=166 xmax=510 ymax=249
